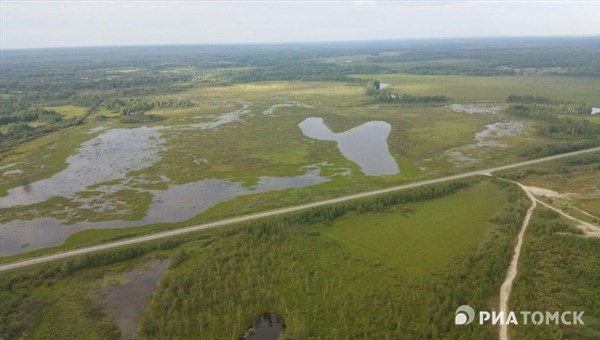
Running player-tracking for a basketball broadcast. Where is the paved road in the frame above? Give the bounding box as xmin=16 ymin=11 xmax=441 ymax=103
xmin=2 ymin=146 xmax=599 ymax=272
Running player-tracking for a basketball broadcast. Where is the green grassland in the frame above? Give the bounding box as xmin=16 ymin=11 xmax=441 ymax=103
xmin=0 ymin=178 xmax=528 ymax=339
xmin=354 ymin=73 xmax=600 ymax=103
xmin=44 ymin=105 xmax=88 ymax=118
xmin=322 ymin=181 xmax=508 ymax=278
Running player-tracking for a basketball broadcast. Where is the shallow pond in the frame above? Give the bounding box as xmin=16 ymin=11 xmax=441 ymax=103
xmin=102 ymin=259 xmax=169 ymax=340
xmin=592 ymin=107 xmax=600 ymax=115
xmin=443 ymin=120 xmax=526 ymax=165
xmin=191 ymin=101 xmax=252 ymax=129
xmin=0 ymin=169 xmax=329 ymax=256
xmin=1 ymin=126 xmax=165 ymax=208
xmin=298 ymin=117 xmax=399 ymax=176
xmin=244 ymin=313 xmax=286 ymax=340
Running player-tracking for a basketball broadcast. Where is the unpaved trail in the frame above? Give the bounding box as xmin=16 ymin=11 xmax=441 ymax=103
xmin=499 ymin=183 xmax=537 ymax=340
xmin=499 ymin=182 xmax=600 ymax=340
xmin=534 ymin=197 xmax=600 ymax=237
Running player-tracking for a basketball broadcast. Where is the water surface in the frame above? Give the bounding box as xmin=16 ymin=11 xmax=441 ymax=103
xmin=244 ymin=313 xmax=286 ymax=340
xmin=102 ymin=259 xmax=169 ymax=340
xmin=1 ymin=126 xmax=165 ymax=208
xmin=0 ymin=169 xmax=329 ymax=256
xmin=299 ymin=117 xmax=399 ymax=176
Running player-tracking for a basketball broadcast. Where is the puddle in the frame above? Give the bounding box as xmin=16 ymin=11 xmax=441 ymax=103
xmin=102 ymin=259 xmax=168 ymax=340
xmin=299 ymin=117 xmax=399 ymax=176
xmin=591 ymin=107 xmax=600 ymax=115
xmin=379 ymin=83 xmax=391 ymax=89
xmin=243 ymin=313 xmax=286 ymax=340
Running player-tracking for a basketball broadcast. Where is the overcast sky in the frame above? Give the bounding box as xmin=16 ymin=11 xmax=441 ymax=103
xmin=2 ymin=1 xmax=599 ymax=49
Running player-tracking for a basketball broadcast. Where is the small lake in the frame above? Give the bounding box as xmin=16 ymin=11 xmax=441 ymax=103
xmin=298 ymin=117 xmax=399 ymax=176
xmin=243 ymin=313 xmax=286 ymax=340
xmin=101 ymin=259 xmax=169 ymax=340
xmin=591 ymin=107 xmax=600 ymax=115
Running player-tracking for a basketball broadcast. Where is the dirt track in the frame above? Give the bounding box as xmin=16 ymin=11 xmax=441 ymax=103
xmin=499 ymin=184 xmax=537 ymax=340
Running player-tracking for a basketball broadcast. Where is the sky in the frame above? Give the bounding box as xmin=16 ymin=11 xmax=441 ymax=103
xmin=1 ymin=1 xmax=599 ymax=49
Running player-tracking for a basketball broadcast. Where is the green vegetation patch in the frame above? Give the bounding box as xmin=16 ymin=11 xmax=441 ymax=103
xmin=45 ymin=105 xmax=87 ymax=118
xmin=323 ymin=181 xmax=509 ymax=277
xmin=510 ymin=208 xmax=600 ymax=339
xmin=354 ymin=74 xmax=600 ymax=103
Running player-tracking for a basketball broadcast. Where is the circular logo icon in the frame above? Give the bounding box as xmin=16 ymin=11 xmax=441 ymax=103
xmin=455 ymin=305 xmax=475 ymax=325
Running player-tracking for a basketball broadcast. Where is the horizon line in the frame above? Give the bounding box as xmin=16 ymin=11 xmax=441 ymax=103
xmin=2 ymin=34 xmax=599 ymax=52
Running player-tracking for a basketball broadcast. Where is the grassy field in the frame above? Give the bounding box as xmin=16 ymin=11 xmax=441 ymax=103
xmin=0 ymin=178 xmax=527 ymax=339
xmin=45 ymin=105 xmax=88 ymax=118
xmin=354 ymin=73 xmax=600 ymax=103
xmin=322 ymin=181 xmax=508 ymax=278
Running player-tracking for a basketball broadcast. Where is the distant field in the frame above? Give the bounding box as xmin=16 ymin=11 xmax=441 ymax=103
xmin=354 ymin=73 xmax=600 ymax=103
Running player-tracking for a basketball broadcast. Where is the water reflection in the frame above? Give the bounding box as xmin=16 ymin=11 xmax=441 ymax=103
xmin=299 ymin=117 xmax=399 ymax=176
xmin=244 ymin=313 xmax=286 ymax=340
xmin=101 ymin=259 xmax=169 ymax=340
xmin=1 ymin=126 xmax=165 ymax=208
xmin=0 ymin=169 xmax=329 ymax=256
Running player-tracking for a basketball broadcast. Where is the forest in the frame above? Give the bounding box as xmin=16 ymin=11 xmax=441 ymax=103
xmin=0 ymin=179 xmax=531 ymax=339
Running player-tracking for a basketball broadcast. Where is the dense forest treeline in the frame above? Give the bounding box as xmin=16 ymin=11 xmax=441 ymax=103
xmin=366 ymin=85 xmax=451 ymax=104
xmin=504 ymin=103 xmax=600 ymax=157
xmin=506 ymin=104 xmax=600 ymax=137
xmin=138 ymin=179 xmax=529 ymax=339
